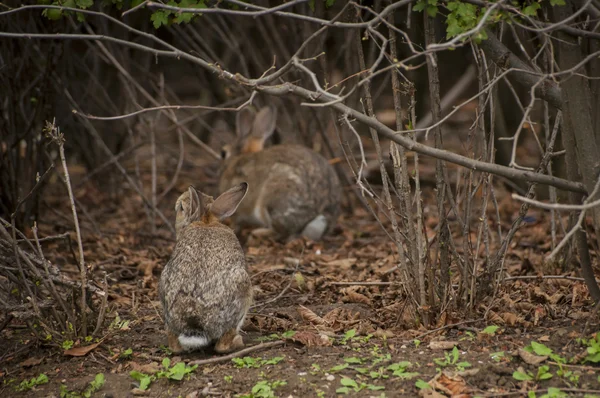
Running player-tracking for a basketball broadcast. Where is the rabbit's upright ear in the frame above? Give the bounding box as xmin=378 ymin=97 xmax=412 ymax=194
xmin=187 ymin=186 xmax=203 ymax=222
xmin=236 ymin=108 xmax=255 ymax=138
xmin=210 ymin=182 xmax=249 ymax=220
xmin=252 ymin=106 xmax=277 ymax=142
xmin=241 ymin=106 xmax=277 ymax=153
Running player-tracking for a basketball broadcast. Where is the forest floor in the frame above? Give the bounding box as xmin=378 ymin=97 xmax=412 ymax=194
xmin=1 ymin=128 xmax=600 ymax=398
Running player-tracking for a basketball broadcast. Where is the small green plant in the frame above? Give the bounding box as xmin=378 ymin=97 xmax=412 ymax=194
xmin=257 ymin=330 xmax=296 ymax=342
xmin=526 ymin=341 xmax=565 ymax=363
xmin=310 ymin=363 xmax=321 ymax=375
xmin=232 ymin=356 xmax=284 ymax=368
xmin=335 ymin=376 xmax=384 ymax=395
xmin=224 ymin=375 xmax=233 ymax=383
xmin=16 ymin=374 xmax=48 ymax=392
xmin=130 ymin=371 xmax=153 ymax=391
xmin=528 ymin=387 xmax=568 ymax=398
xmin=513 ymin=370 xmax=534 ymax=381
xmin=433 ymin=346 xmax=471 ymax=371
xmin=490 ymin=351 xmax=506 ymax=362
xmin=556 ymin=368 xmax=580 ymax=386
xmin=329 ymin=363 xmax=349 ymax=372
xmin=536 ymin=365 xmax=553 ymax=381
xmin=459 ymin=330 xmax=475 ymax=341
xmin=481 ymin=325 xmax=499 ymax=336
xmin=240 ymin=379 xmax=287 ymax=398
xmin=579 ymin=334 xmax=600 ymax=363
xmin=340 ymin=329 xmax=356 ymax=345
xmin=413 ymin=339 xmax=421 ymax=348
xmin=387 ymin=362 xmax=419 ymax=379
xmin=62 ymin=340 xmax=74 ymax=350
xmin=156 ymin=358 xmax=197 ymax=381
xmin=120 ymin=348 xmax=133 ymax=359
xmin=59 ymin=374 xmax=104 ymax=398
xmin=109 ymin=314 xmax=130 ymax=331
xmin=415 ymin=379 xmax=431 ymax=390
xmin=130 ymin=358 xmax=197 ymax=390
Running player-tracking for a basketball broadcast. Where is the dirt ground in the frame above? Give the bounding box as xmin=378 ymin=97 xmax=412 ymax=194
xmin=1 ymin=125 xmax=600 ymax=397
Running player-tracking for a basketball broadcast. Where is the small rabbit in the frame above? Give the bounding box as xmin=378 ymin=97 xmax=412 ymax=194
xmin=219 ymin=106 xmax=342 ymax=241
xmin=159 ymin=183 xmax=252 ymax=354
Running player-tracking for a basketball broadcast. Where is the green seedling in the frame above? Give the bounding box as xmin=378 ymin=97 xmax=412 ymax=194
xmin=62 ymin=340 xmax=74 ymax=350
xmin=240 ymin=380 xmax=287 ymax=398
xmin=536 ymin=365 xmax=553 ymax=380
xmin=120 ymin=348 xmax=133 ymax=359
xmin=578 ymin=334 xmax=600 ymax=363
xmin=310 ymin=363 xmax=321 ymax=375
xmin=513 ymin=370 xmax=534 ymax=381
xmin=232 ymin=356 xmax=284 ymax=368
xmin=109 ymin=314 xmax=130 ymax=331
xmin=525 ymin=341 xmax=565 ymax=363
xmin=157 ymin=358 xmax=197 ymax=381
xmin=413 ymin=339 xmax=421 ymax=348
xmin=459 ymin=331 xmax=475 ymax=341
xmin=387 ymin=362 xmax=419 ymax=379
xmin=224 ymin=375 xmax=233 ymax=383
xmin=556 ymin=368 xmax=580 ymax=386
xmin=481 ymin=325 xmax=500 ymax=336
xmin=335 ymin=376 xmax=384 ymax=395
xmin=257 ymin=330 xmax=296 ymax=342
xmin=433 ymin=346 xmax=471 ymax=371
xmin=16 ymin=373 xmax=48 ymax=392
xmin=527 ymin=387 xmax=568 ymax=398
xmin=329 ymin=363 xmax=349 ymax=372
xmin=130 ymin=371 xmax=153 ymax=391
xmin=130 ymin=358 xmax=197 ymax=390
xmin=415 ymin=379 xmax=431 ymax=390
xmin=60 ymin=373 xmax=104 ymax=398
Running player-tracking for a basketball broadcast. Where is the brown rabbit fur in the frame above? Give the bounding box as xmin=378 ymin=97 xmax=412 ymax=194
xmin=159 ymin=183 xmax=252 ymax=354
xmin=219 ymin=106 xmax=342 ymax=241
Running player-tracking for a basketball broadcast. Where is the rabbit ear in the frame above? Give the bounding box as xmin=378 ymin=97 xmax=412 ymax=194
xmin=210 ymin=182 xmax=248 ymax=220
xmin=187 ymin=186 xmax=202 ymax=222
xmin=251 ymin=105 xmax=277 ymax=142
xmin=236 ymin=108 xmax=255 ymax=138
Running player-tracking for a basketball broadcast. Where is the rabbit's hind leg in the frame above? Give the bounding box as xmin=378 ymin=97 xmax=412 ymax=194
xmin=167 ymin=331 xmax=184 ymax=354
xmin=214 ymin=329 xmax=245 ymax=354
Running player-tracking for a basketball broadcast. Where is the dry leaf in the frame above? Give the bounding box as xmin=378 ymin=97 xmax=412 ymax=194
xmin=431 ymin=372 xmax=471 ymax=397
xmin=19 ymin=357 xmax=43 ymax=367
xmin=297 ymin=306 xmax=324 ymax=325
xmin=290 ymin=331 xmax=332 ymax=347
xmin=130 ymin=361 xmax=161 ymax=374
xmin=64 ymin=341 xmax=101 ymax=357
xmin=429 ymin=341 xmax=459 ymax=350
xmin=341 ymin=290 xmax=372 ymax=306
xmin=518 ymin=348 xmax=547 ymax=365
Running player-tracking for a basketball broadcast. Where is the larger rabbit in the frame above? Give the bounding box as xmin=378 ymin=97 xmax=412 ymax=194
xmin=219 ymin=106 xmax=342 ymax=241
xmin=159 ymin=183 xmax=252 ymax=354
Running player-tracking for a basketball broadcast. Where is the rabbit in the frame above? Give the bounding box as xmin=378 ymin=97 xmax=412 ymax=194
xmin=159 ymin=183 xmax=253 ymax=354
xmin=218 ymin=105 xmax=342 ymax=241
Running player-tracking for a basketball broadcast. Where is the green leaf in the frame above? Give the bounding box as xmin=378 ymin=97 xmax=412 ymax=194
xmin=513 ymin=371 xmax=533 ymax=381
xmin=344 ymin=357 xmax=363 ymax=364
xmin=482 ymin=325 xmax=499 ymax=335
xmin=330 ymin=363 xmax=349 ymax=372
xmin=75 ymin=0 xmax=93 ymax=8
xmin=308 ymin=0 xmax=315 ymax=12
xmin=550 ymin=0 xmax=566 ymax=4
xmin=522 ymin=2 xmax=541 ymax=17
xmin=530 ymin=341 xmax=553 ymax=356
xmin=162 ymin=357 xmax=171 ymax=369
xmin=336 ymin=387 xmax=350 ymax=395
xmin=151 ymin=11 xmax=169 ymax=28
xmin=426 ymin=5 xmax=438 ymax=17
xmin=340 ymin=377 xmax=358 ymax=388
xmin=325 ymin=0 xmax=335 ymax=7
xmin=415 ymin=379 xmax=431 ymax=389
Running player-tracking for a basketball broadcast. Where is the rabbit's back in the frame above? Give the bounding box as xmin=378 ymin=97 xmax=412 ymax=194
xmin=220 ymin=144 xmax=341 ymax=237
xmin=159 ymin=223 xmax=251 ymax=339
